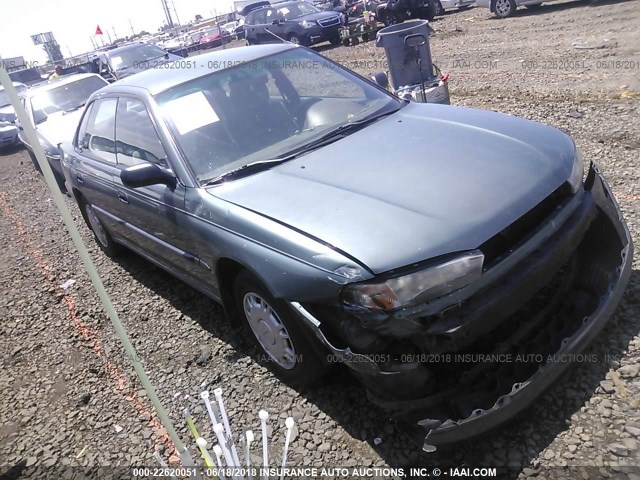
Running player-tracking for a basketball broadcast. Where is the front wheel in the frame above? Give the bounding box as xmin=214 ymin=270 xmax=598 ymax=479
xmin=287 ymin=33 xmax=308 ymax=46
xmin=329 ymin=34 xmax=342 ymax=45
xmin=81 ymin=199 xmax=122 ymax=257
xmin=28 ymin=149 xmax=42 ymax=173
xmin=234 ymin=270 xmax=328 ymax=386
xmin=494 ymin=0 xmax=516 ymax=17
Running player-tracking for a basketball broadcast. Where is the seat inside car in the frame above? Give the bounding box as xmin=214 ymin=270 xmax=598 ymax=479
xmin=227 ymin=72 xmax=295 ymax=151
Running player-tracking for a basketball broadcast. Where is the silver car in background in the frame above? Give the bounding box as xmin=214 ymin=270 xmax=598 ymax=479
xmin=0 ymin=81 xmax=27 ymax=124
xmin=476 ymin=0 xmax=550 ymax=17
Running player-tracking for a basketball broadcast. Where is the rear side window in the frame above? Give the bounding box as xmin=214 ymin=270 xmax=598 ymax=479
xmin=115 ymin=98 xmax=167 ymax=167
xmin=253 ymin=9 xmax=268 ymax=24
xmin=81 ymin=98 xmax=117 ymax=163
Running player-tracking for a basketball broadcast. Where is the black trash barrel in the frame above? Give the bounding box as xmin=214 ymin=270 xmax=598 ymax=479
xmin=375 ymin=19 xmax=435 ymax=90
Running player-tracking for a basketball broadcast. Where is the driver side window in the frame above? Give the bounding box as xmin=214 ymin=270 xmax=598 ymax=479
xmin=115 ymin=98 xmax=168 ymax=167
xmin=80 ymin=98 xmax=117 ymax=163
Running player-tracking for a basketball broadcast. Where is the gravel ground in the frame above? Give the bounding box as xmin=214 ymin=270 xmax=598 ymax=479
xmin=1 ymin=0 xmax=639 ymax=477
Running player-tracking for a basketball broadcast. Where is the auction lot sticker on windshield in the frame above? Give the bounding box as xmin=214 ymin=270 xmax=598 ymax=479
xmin=163 ymin=91 xmax=220 ymax=135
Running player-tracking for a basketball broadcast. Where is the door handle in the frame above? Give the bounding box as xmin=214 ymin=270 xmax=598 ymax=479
xmin=76 ymin=174 xmax=84 ymax=184
xmin=117 ymin=192 xmax=129 ymax=204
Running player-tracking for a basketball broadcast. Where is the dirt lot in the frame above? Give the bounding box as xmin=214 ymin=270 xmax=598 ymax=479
xmin=1 ymin=0 xmax=639 ymax=477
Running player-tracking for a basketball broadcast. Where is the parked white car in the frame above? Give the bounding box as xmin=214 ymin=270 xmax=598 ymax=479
xmin=0 ymin=81 xmax=27 ymax=124
xmin=17 ymin=73 xmax=108 ymax=191
xmin=475 ymin=0 xmax=547 ymax=17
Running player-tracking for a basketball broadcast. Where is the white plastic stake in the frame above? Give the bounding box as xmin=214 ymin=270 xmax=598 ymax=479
xmin=154 ymin=452 xmax=179 ymax=480
xmin=259 ymin=410 xmax=269 ymax=468
xmin=214 ymin=423 xmax=235 ymax=468
xmin=279 ymin=417 xmax=295 ymax=480
xmin=245 ymin=430 xmax=255 ymax=480
xmin=245 ymin=430 xmax=254 ymax=468
xmin=196 ymin=437 xmax=216 ymax=469
xmin=214 ymin=388 xmax=241 ymax=466
xmin=212 ymin=445 xmax=227 ymax=480
xmin=200 ymin=390 xmax=220 ymax=430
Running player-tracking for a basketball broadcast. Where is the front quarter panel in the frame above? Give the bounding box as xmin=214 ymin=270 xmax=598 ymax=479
xmin=186 ymin=187 xmax=373 ymax=303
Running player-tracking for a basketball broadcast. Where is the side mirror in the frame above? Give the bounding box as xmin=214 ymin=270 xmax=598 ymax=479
xmin=121 ymin=162 xmax=176 ymax=189
xmin=371 ymin=71 xmax=389 ymax=89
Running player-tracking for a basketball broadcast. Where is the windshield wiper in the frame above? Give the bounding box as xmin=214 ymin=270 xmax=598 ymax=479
xmin=201 ymin=107 xmax=400 ymax=186
xmin=202 ymin=158 xmax=291 ymax=186
xmin=63 ymin=102 xmax=86 ymax=114
xmin=275 ymin=107 xmax=400 ymax=160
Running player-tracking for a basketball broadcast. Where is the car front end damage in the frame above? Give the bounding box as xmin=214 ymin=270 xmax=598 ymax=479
xmin=290 ymin=162 xmax=632 ymax=449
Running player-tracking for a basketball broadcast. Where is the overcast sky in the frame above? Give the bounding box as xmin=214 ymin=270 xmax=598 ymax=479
xmin=0 ymin=0 xmax=235 ymax=64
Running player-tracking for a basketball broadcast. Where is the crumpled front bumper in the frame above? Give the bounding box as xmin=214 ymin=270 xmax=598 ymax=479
xmin=291 ymin=162 xmax=632 ymax=449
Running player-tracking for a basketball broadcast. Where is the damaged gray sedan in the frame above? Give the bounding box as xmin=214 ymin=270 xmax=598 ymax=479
xmin=60 ymin=44 xmax=633 ymax=449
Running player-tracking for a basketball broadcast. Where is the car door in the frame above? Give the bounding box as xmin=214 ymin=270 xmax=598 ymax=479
xmin=110 ymin=96 xmax=195 ymax=276
xmin=253 ymin=9 xmax=272 ymax=43
xmin=264 ymin=8 xmax=285 ymax=41
xmin=68 ymin=98 xmax=120 ymax=233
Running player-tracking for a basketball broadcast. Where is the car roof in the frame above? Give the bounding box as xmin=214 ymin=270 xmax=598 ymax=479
xmin=22 ymin=74 xmax=106 ymax=96
xmin=106 ymin=44 xmax=297 ymax=96
xmin=102 ymin=43 xmax=157 ymax=56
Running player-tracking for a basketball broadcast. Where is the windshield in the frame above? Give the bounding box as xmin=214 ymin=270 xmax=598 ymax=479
xmin=108 ymin=45 xmax=168 ymax=71
xmin=0 ymin=85 xmax=26 ymax=107
xmin=156 ymin=48 xmax=401 ymax=184
xmin=30 ymin=76 xmax=107 ymax=122
xmin=278 ymin=2 xmax=320 ymax=19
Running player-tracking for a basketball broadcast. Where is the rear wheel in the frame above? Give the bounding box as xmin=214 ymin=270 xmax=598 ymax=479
xmin=234 ymin=270 xmax=328 ymax=386
xmin=81 ymin=199 xmax=122 ymax=257
xmin=329 ymin=34 xmax=342 ymax=45
xmin=494 ymin=0 xmax=516 ymax=17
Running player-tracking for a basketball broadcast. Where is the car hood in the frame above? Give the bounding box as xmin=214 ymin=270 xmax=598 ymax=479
xmin=35 ymin=109 xmax=84 ymax=148
xmin=294 ymin=11 xmax=341 ymax=22
xmin=209 ymin=103 xmax=577 ymax=274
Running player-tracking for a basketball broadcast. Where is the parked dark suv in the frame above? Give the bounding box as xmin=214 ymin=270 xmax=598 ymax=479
xmin=244 ymin=1 xmax=342 ymax=46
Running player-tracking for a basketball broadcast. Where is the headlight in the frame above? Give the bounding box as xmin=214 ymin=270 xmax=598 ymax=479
xmin=300 ymin=20 xmax=316 ymax=28
xmin=342 ymin=250 xmax=484 ymax=312
xmin=568 ymin=148 xmax=584 ymax=194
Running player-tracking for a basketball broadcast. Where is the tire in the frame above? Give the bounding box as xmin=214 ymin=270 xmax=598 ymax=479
xmin=424 ymin=3 xmax=437 ymax=20
xmin=233 ymin=270 xmax=328 ymax=386
xmin=494 ymin=0 xmax=516 ymax=17
xmin=287 ymin=33 xmax=308 ymax=46
xmin=28 ymin=149 xmax=42 ymax=173
xmin=329 ymin=34 xmax=342 ymax=46
xmin=80 ymin=199 xmax=122 ymax=257
xmin=434 ymin=0 xmax=445 ymax=15
xmin=247 ymin=37 xmax=257 ymax=45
